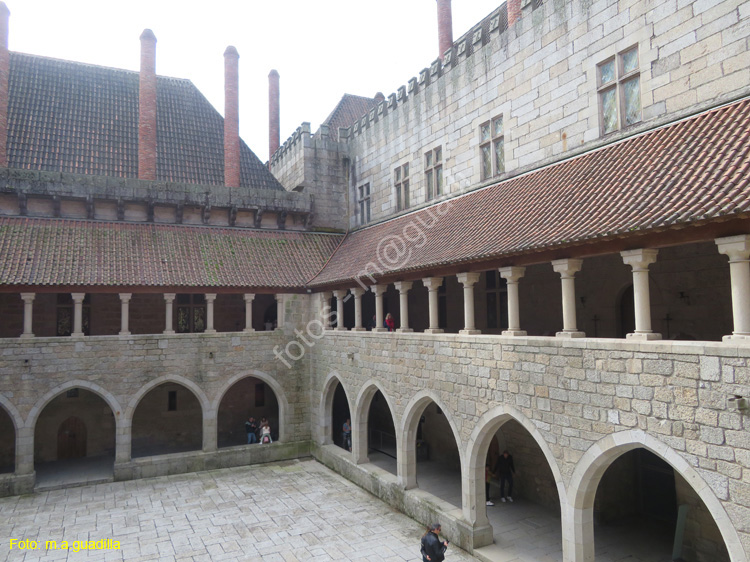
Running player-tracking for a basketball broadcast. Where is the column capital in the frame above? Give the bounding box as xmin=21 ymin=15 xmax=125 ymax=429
xmin=20 ymin=292 xmax=35 ymax=303
xmin=243 ymin=293 xmax=255 ymax=303
xmin=394 ymin=281 xmax=413 ymax=293
xmin=716 ymin=234 xmax=750 ymax=262
xmin=371 ymin=284 xmax=388 ymax=296
xmin=422 ymin=277 xmax=444 ymax=291
xmin=164 ymin=293 xmax=176 ymax=303
xmin=499 ymin=266 xmax=525 ymax=283
xmin=204 ymin=293 xmax=217 ymax=302
xmin=457 ymin=272 xmax=481 ymax=287
xmin=351 ymin=287 xmax=366 ymax=298
xmin=552 ymin=258 xmax=583 ymax=277
xmin=333 ymin=289 xmax=348 ymax=300
xmin=71 ymin=292 xmax=86 ymax=303
xmin=119 ymin=293 xmax=132 ymax=303
xmin=621 ymin=248 xmax=658 ymax=270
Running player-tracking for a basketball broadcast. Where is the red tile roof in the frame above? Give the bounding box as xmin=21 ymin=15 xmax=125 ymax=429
xmin=0 ymin=218 xmax=341 ymax=289
xmin=309 ymin=97 xmax=750 ymax=287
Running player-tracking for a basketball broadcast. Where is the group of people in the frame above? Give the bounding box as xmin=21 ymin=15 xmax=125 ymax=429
xmin=368 ymin=313 xmax=396 ymax=331
xmin=245 ymin=416 xmax=273 ymax=444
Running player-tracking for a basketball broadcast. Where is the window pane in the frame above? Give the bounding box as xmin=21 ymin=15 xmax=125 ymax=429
xmin=404 ymin=180 xmax=410 ymax=208
xmin=176 ymin=294 xmax=190 ymax=304
xmin=622 ymin=48 xmax=638 ymax=74
xmin=486 ymin=270 xmax=496 ymax=289
xmin=193 ymin=294 xmax=206 ymax=304
xmin=57 ymin=307 xmax=72 ymax=336
xmin=396 ymin=184 xmax=402 ymax=211
xmin=494 ymin=138 xmax=505 ymax=174
xmin=366 ymin=200 xmax=371 ymax=223
xmin=600 ymin=59 xmax=615 ymax=85
xmin=481 ymin=144 xmax=492 ymax=179
xmin=365 ymin=183 xmax=370 ymax=196
xmin=177 ymin=307 xmax=190 ymax=333
xmin=435 ymin=147 xmax=441 ymax=162
xmin=403 ymin=163 xmax=409 ymax=177
xmin=426 ymin=170 xmax=433 ymax=200
xmin=623 ymin=76 xmax=641 ymax=126
xmin=193 ymin=307 xmax=206 ymax=333
xmin=601 ymin=88 xmax=618 ymax=134
xmin=493 ymin=116 xmax=503 ymax=137
xmin=395 ymin=168 xmax=401 ymax=182
xmin=360 ymin=201 xmax=365 ymax=224
xmin=359 ymin=185 xmax=363 ymax=198
xmin=426 ymin=151 xmax=433 ymax=168
xmin=436 ymin=166 xmax=443 ymax=195
xmin=480 ymin=123 xmax=491 ymax=142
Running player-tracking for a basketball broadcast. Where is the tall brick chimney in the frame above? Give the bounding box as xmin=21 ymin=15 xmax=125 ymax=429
xmin=268 ymin=69 xmax=280 ymax=159
xmin=0 ymin=2 xmax=10 ymax=168
xmin=224 ymin=46 xmax=240 ymax=188
xmin=436 ymin=0 xmax=453 ymax=60
xmin=507 ymin=0 xmax=522 ymax=27
xmin=138 ymin=29 xmax=157 ymax=181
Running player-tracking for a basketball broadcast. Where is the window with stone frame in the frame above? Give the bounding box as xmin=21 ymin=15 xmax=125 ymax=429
xmin=394 ymin=162 xmax=410 ymax=211
xmin=176 ymin=294 xmax=206 ymax=333
xmin=598 ymin=46 xmax=641 ymax=135
xmin=358 ymin=183 xmax=371 ymax=225
xmin=485 ymin=270 xmax=508 ymax=331
xmin=424 ymin=147 xmax=443 ymax=201
xmin=480 ymin=115 xmax=505 ymax=181
xmin=56 ymin=293 xmax=90 ymax=336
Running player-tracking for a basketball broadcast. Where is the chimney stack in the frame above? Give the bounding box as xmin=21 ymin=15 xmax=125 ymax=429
xmin=0 ymin=2 xmax=10 ymax=168
xmin=436 ymin=0 xmax=453 ymax=60
xmin=138 ymin=29 xmax=157 ymax=181
xmin=268 ymin=69 xmax=280 ymax=159
xmin=374 ymin=92 xmax=385 ymax=103
xmin=507 ymin=0 xmax=522 ymax=26
xmin=224 ymin=46 xmax=240 ymax=188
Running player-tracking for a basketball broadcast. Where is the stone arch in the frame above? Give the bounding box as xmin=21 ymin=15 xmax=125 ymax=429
xmin=0 ymin=396 xmax=22 ymax=473
xmin=213 ymin=370 xmax=289 ymax=444
xmin=353 ymin=380 xmax=399 ymax=466
xmin=319 ymin=371 xmax=353 ymax=446
xmin=26 ymin=380 xmax=122 ymax=431
xmin=566 ymin=429 xmax=746 ymax=562
xmin=464 ymin=404 xmax=566 ymax=537
xmin=398 ymin=390 xmax=463 ymax=490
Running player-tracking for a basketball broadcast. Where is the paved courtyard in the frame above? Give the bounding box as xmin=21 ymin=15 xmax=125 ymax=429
xmin=0 ymin=459 xmax=480 ymax=562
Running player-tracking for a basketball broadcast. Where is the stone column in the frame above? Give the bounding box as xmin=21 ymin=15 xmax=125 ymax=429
xmin=321 ymin=292 xmax=334 ymax=329
xmin=621 ymin=249 xmax=661 ymax=340
xmin=118 ymin=293 xmax=132 ymax=336
xmin=372 ymin=285 xmax=388 ymax=332
xmin=333 ymin=290 xmax=348 ymax=331
xmin=716 ymin=235 xmax=750 ymax=341
xmin=20 ymin=293 xmax=35 ymax=339
xmin=499 ymin=267 xmax=526 ymax=336
xmin=275 ymin=294 xmax=285 ymax=329
xmin=552 ymin=259 xmax=585 ymax=338
xmin=394 ymin=281 xmax=413 ymax=332
xmin=243 ymin=293 xmax=255 ymax=332
xmin=115 ymin=418 xmax=131 ymax=464
xmin=16 ymin=426 xmax=34 ymax=475
xmin=422 ymin=277 xmax=444 ymax=334
xmin=457 ymin=272 xmax=481 ymax=334
xmin=351 ymin=288 xmax=366 ymax=331
xmin=203 ymin=413 xmax=218 ymax=453
xmin=205 ymin=293 xmax=217 ymax=333
xmin=71 ymin=293 xmax=86 ymax=337
xmin=163 ymin=293 xmax=176 ymax=334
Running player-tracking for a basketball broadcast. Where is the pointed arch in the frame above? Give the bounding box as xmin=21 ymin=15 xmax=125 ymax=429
xmin=353 ymin=380 xmax=399 ymax=466
xmin=124 ymin=375 xmax=209 ymax=423
xmin=319 ymin=371 xmax=353 ymax=446
xmin=26 ymin=380 xmax=122 ymax=430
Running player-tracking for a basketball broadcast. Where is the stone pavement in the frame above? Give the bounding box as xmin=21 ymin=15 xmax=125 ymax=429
xmin=0 ymin=459 xmax=480 ymax=562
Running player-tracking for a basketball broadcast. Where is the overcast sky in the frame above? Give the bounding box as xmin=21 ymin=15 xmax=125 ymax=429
xmin=11 ymin=1 xmax=504 ymax=162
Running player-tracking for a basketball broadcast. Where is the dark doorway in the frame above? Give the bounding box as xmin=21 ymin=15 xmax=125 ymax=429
xmin=618 ymin=285 xmax=635 ymax=338
xmin=367 ymin=390 xmax=397 ymax=475
xmin=0 ymin=407 xmax=15 ymax=473
xmin=331 ymin=382 xmax=351 ymax=450
xmin=57 ymin=416 xmax=87 ymax=459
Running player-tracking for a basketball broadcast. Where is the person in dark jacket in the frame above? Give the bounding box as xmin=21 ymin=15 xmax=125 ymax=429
xmin=493 ymin=449 xmax=516 ymax=502
xmin=245 ymin=417 xmax=258 ymax=444
xmin=420 ymin=523 xmax=448 ymax=562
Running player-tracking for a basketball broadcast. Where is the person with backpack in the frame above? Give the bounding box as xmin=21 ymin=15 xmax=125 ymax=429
xmin=420 ymin=523 xmax=448 ymax=562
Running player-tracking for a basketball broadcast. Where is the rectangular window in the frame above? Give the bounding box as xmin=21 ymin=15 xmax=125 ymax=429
xmin=394 ymin=163 xmax=410 ymax=211
xmin=598 ymin=46 xmax=641 ymax=135
xmin=480 ymin=116 xmax=504 ymax=180
xmin=168 ymin=390 xmax=177 ymax=411
xmin=424 ymin=147 xmax=443 ymax=201
xmin=358 ymin=183 xmax=371 ymax=225
xmin=485 ymin=271 xmax=508 ymax=331
xmin=176 ymin=294 xmax=206 ymax=333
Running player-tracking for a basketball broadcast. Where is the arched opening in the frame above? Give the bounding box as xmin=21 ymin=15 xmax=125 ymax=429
xmin=34 ymin=388 xmax=115 ymax=486
xmin=367 ymin=389 xmax=397 ymax=475
xmin=0 ymin=406 xmax=15 ymax=473
xmin=331 ymin=382 xmax=351 ymax=450
xmin=593 ymin=448 xmax=729 ymax=561
xmin=131 ymin=383 xmax=202 ymax=457
xmin=217 ymin=377 xmax=280 ymax=447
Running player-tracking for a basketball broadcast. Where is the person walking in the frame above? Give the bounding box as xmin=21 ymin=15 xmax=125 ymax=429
xmin=420 ymin=523 xmax=448 ymax=562
xmin=245 ymin=417 xmax=258 ymax=444
xmin=493 ymin=449 xmax=516 ymax=502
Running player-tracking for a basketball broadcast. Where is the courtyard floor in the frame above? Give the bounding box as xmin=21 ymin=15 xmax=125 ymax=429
xmin=0 ymin=459 xmax=480 ymax=562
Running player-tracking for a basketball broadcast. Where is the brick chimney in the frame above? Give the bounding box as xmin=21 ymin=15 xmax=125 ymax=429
xmin=507 ymin=0 xmax=522 ymax=27
xmin=138 ymin=29 xmax=157 ymax=181
xmin=436 ymin=0 xmax=453 ymax=60
xmin=268 ymin=69 xmax=280 ymax=159
xmin=0 ymin=2 xmax=10 ymax=168
xmin=224 ymin=46 xmax=240 ymax=188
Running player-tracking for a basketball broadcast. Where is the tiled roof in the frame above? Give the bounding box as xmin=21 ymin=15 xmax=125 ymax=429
xmin=320 ymin=94 xmax=377 ymax=141
xmin=8 ymin=52 xmax=284 ymax=191
xmin=0 ymin=217 xmax=341 ymax=289
xmin=309 ymin=97 xmax=750 ymax=287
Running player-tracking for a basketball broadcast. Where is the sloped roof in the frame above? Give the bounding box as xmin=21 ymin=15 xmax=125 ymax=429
xmin=8 ymin=52 xmax=284 ymax=191
xmin=0 ymin=217 xmax=341 ymax=289
xmin=320 ymin=94 xmax=377 ymax=141
xmin=309 ymin=97 xmax=750 ymax=287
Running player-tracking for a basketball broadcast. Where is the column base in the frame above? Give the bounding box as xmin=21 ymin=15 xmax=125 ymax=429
xmin=556 ymin=331 xmax=586 ymax=338
xmin=351 ymin=327 xmax=366 ymax=332
xmin=243 ymin=328 xmax=255 ymax=333
xmin=396 ymin=328 xmax=414 ymax=333
xmin=502 ymin=330 xmax=527 ymax=337
xmin=723 ymin=333 xmax=750 ymax=343
xmin=424 ymin=328 xmax=444 ymax=334
xmin=118 ymin=331 xmax=131 ymax=337
xmin=626 ymin=332 xmax=662 ymax=341
xmin=204 ymin=329 xmax=217 ymax=334
xmin=335 ymin=327 xmax=348 ymax=332
xmin=163 ymin=330 xmax=175 ymax=335
xmin=19 ymin=333 xmax=35 ymax=339
xmin=71 ymin=332 xmax=84 ymax=338
xmin=459 ymin=329 xmax=481 ymax=335
xmin=372 ymin=327 xmax=388 ymax=333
